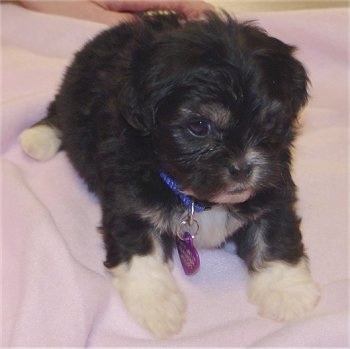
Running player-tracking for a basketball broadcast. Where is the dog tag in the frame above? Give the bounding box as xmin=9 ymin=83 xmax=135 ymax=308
xmin=176 ymin=231 xmax=200 ymax=275
xmin=176 ymin=201 xmax=201 ymax=275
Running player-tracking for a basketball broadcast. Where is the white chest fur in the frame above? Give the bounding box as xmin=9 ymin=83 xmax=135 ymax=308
xmin=192 ymin=205 xmax=243 ymax=249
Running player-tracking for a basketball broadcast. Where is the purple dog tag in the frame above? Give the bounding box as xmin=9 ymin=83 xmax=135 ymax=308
xmin=176 ymin=231 xmax=200 ymax=275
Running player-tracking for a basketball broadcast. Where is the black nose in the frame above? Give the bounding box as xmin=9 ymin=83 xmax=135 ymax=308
xmin=227 ymin=163 xmax=252 ymax=182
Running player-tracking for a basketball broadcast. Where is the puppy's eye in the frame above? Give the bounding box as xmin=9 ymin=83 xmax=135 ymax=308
xmin=187 ymin=119 xmax=211 ymax=137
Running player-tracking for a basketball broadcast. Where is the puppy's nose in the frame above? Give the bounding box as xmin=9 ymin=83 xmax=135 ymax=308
xmin=227 ymin=163 xmax=252 ymax=182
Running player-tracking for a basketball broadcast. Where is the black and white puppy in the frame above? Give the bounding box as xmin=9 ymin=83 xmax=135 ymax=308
xmin=20 ymin=12 xmax=320 ymax=338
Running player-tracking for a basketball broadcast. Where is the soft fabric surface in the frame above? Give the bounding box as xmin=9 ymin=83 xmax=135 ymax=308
xmin=2 ymin=3 xmax=348 ymax=347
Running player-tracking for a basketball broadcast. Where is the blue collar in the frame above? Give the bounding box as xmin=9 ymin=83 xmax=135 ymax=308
xmin=159 ymin=171 xmax=208 ymax=213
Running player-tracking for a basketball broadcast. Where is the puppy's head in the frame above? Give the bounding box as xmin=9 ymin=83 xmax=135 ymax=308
xmin=120 ymin=13 xmax=309 ymax=205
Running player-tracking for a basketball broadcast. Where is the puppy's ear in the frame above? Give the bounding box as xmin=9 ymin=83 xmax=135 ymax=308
xmin=117 ymin=80 xmax=154 ymax=135
xmin=254 ymin=40 xmax=309 ymax=116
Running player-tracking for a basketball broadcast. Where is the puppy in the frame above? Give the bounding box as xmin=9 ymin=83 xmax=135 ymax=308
xmin=20 ymin=12 xmax=320 ymax=338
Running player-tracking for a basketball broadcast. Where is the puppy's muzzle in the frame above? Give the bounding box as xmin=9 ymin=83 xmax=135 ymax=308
xmin=227 ymin=162 xmax=253 ymax=183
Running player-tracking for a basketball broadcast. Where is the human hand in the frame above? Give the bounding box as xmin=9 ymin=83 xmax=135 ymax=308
xmin=17 ymin=0 xmax=216 ymax=25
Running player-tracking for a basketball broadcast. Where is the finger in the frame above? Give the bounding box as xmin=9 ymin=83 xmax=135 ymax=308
xmin=96 ymin=0 xmax=215 ymax=19
xmin=19 ymin=0 xmax=136 ymax=25
xmin=90 ymin=7 xmax=137 ymax=25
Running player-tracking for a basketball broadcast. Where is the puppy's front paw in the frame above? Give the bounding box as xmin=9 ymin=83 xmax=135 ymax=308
xmin=248 ymin=258 xmax=320 ymax=321
xmin=111 ymin=252 xmax=186 ymax=338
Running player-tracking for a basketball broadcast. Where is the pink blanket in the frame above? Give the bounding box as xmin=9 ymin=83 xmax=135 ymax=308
xmin=2 ymin=3 xmax=348 ymax=346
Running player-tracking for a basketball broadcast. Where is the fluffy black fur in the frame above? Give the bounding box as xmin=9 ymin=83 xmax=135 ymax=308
xmin=35 ymin=12 xmax=308 ymax=281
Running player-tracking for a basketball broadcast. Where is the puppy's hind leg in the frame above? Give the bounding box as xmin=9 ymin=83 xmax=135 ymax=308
xmin=19 ymin=101 xmax=62 ymax=161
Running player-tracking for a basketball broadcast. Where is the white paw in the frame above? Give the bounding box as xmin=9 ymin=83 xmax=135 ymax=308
xmin=111 ymin=248 xmax=186 ymax=338
xmin=19 ymin=125 xmax=61 ymax=161
xmin=248 ymin=258 xmax=320 ymax=321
